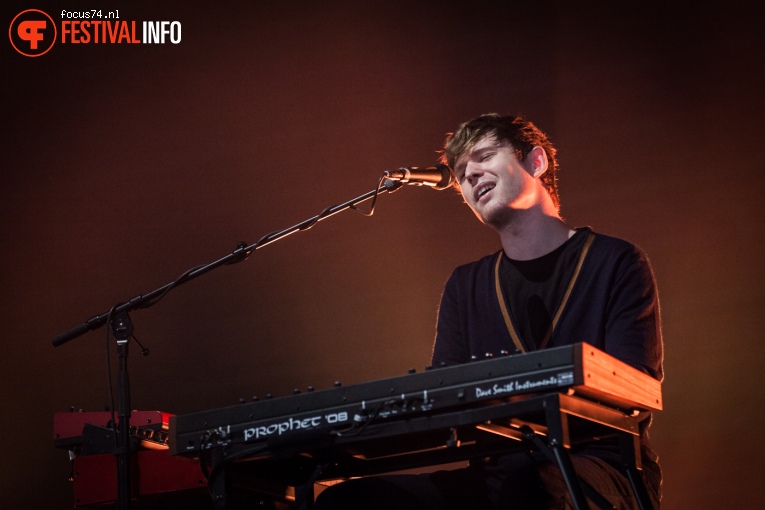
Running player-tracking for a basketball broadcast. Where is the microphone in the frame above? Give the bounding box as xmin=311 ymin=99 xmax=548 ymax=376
xmin=383 ymin=164 xmax=455 ymax=190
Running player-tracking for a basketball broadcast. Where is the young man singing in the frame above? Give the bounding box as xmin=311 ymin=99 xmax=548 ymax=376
xmin=315 ymin=113 xmax=663 ymax=509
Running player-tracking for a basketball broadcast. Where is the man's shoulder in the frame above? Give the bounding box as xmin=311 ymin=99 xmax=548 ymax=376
xmin=457 ymin=250 xmax=500 ymax=269
xmin=447 ymin=251 xmax=502 ymax=284
xmin=587 ymin=228 xmax=645 ymax=256
xmin=584 ymin=228 xmax=652 ymax=272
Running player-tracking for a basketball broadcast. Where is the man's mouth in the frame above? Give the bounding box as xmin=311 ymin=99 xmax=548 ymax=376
xmin=475 ymin=183 xmax=495 ymax=201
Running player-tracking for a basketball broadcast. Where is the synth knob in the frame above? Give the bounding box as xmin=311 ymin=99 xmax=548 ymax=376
xmin=425 ymin=365 xmax=433 ymax=371
xmin=238 ymin=398 xmax=245 ymax=404
xmin=445 ymin=428 xmax=459 ymax=448
xmin=293 ymin=389 xmax=300 ymax=394
xmin=334 ymin=381 xmax=342 ymax=388
xmin=470 ymin=355 xmax=478 ymax=361
xmin=408 ymin=368 xmax=416 ymax=374
xmin=252 ymin=396 xmax=259 ymax=402
xmin=484 ymin=353 xmax=493 ymax=358
xmin=500 ymin=349 xmax=509 ymax=356
xmin=307 ymin=386 xmax=315 ymax=392
xmin=265 ymin=393 xmax=273 ymax=399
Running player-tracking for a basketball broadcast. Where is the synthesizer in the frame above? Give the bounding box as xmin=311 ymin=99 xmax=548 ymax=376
xmin=169 ymin=342 xmax=661 ymax=463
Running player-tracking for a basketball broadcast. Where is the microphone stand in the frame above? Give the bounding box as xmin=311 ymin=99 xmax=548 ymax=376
xmin=111 ymin=311 xmax=133 ymax=510
xmin=51 ymin=177 xmax=404 ymax=509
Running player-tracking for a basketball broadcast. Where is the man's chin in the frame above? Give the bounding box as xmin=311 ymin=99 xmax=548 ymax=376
xmin=474 ymin=210 xmax=501 ymax=228
xmin=475 ymin=207 xmax=518 ymax=230
xmin=470 ymin=207 xmax=490 ymax=225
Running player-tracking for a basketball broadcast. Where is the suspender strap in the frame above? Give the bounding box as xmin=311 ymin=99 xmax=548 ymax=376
xmin=494 ymin=253 xmax=528 ymax=353
xmin=494 ymin=232 xmax=595 ymax=352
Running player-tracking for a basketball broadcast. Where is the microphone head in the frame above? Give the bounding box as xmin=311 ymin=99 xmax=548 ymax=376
xmin=430 ymin=164 xmax=456 ymax=190
xmin=384 ymin=165 xmax=456 ymax=190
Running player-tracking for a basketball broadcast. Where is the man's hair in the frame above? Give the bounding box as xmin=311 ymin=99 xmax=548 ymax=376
xmin=440 ymin=113 xmax=560 ymax=207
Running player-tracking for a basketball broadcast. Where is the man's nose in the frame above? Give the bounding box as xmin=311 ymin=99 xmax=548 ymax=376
xmin=465 ymin=163 xmax=482 ymax=184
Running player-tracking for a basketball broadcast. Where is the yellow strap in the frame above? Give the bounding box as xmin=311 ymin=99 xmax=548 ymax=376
xmin=538 ymin=232 xmax=594 ymax=349
xmin=494 ymin=232 xmax=595 ymax=352
xmin=494 ymin=253 xmax=526 ymax=353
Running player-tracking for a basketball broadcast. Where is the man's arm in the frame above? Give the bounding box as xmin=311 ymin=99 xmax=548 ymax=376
xmin=432 ymin=269 xmax=468 ymax=366
xmin=604 ymin=246 xmax=664 ymax=381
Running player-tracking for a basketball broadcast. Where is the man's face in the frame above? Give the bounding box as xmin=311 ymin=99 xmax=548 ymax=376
xmin=452 ymin=136 xmax=538 ymax=227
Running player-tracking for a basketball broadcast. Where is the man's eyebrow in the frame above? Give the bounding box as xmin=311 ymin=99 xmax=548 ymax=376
xmin=464 ymin=144 xmax=498 ymax=160
xmin=455 ymin=142 xmax=504 ymax=172
xmin=471 ymin=145 xmax=497 ymax=155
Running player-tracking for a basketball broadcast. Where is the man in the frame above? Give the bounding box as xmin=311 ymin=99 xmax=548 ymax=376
xmin=315 ymin=113 xmax=663 ymax=509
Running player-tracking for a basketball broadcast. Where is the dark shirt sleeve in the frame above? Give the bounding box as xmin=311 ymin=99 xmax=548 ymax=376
xmin=604 ymin=246 xmax=664 ymax=381
xmin=432 ymin=269 xmax=467 ymax=366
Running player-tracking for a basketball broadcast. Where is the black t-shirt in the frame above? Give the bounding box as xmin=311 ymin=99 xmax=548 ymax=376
xmin=499 ymin=229 xmax=590 ymax=351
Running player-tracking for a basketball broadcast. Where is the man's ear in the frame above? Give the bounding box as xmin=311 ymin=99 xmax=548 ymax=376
xmin=527 ymin=146 xmax=548 ymax=178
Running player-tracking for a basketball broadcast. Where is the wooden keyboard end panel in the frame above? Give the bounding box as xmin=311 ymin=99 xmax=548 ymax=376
xmin=576 ymin=343 xmax=662 ymax=412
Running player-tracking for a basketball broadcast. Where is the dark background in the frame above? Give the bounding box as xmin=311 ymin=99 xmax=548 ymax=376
xmin=2 ymin=1 xmax=763 ymax=508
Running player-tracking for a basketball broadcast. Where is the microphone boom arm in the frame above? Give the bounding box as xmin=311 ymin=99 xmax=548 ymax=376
xmin=52 ymin=177 xmax=404 ymax=347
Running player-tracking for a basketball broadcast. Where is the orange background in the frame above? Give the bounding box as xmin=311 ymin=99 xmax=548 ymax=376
xmin=1 ymin=1 xmax=763 ymax=508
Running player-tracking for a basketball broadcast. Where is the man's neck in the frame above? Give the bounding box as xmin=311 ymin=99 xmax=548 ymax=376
xmin=496 ymin=210 xmax=574 ymax=261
